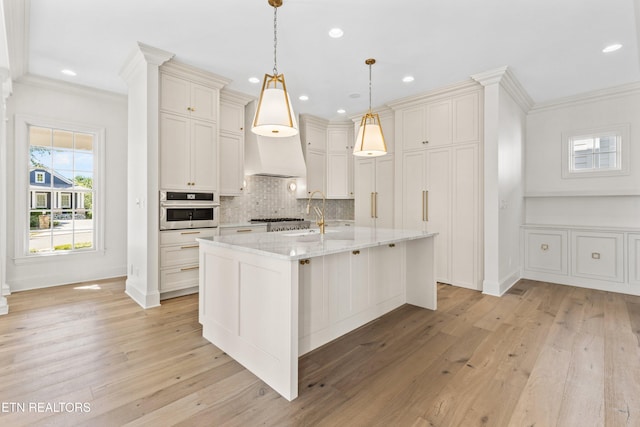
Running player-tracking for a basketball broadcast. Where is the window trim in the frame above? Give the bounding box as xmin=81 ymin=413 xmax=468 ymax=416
xmin=15 ymin=115 xmax=105 ymax=262
xmin=561 ymin=124 xmax=630 ymax=179
xmin=35 ymin=171 xmax=45 ymax=183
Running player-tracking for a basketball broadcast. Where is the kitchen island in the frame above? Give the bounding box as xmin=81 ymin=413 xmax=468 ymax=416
xmin=198 ymin=226 xmax=437 ymax=400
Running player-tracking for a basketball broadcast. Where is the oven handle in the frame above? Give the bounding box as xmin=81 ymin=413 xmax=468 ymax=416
xmin=160 ymin=202 xmax=220 ymax=208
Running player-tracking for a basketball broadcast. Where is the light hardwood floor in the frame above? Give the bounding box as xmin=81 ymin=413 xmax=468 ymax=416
xmin=1 ymin=277 xmax=639 ymax=426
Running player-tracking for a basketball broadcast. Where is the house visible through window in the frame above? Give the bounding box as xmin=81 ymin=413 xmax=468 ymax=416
xmin=562 ymin=125 xmax=629 ymax=179
xmin=28 ymin=125 xmax=96 ymax=254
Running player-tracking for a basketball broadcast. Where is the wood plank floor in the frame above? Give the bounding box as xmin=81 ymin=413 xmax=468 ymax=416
xmin=1 ymin=278 xmax=639 ymax=426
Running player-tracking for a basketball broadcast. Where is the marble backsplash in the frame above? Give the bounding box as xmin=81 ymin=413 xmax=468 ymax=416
xmin=220 ymin=175 xmax=354 ymax=224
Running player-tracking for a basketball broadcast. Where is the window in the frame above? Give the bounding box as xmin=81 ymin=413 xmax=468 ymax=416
xmin=562 ymin=124 xmax=629 ymax=179
xmin=15 ymin=115 xmax=105 ymax=258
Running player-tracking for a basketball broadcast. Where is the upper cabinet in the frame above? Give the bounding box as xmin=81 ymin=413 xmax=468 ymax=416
xmin=326 ymin=124 xmax=354 ymax=199
xmin=299 ymin=115 xmax=329 ymax=198
xmin=398 ymin=91 xmax=479 ymax=151
xmin=219 ymin=90 xmax=253 ymax=196
xmin=160 ymin=73 xmax=218 ymax=122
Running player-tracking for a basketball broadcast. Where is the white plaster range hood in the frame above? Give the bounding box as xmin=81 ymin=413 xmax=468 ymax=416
xmin=244 ymin=100 xmax=307 ymax=178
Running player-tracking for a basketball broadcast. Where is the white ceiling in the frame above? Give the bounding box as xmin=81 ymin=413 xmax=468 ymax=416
xmin=12 ymin=0 xmax=640 ymax=120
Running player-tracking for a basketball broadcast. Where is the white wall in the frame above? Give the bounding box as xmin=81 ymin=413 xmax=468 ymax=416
xmin=498 ymin=88 xmax=526 ymax=288
xmin=525 ymin=84 xmax=640 ymax=228
xmin=5 ymin=77 xmax=128 ymax=291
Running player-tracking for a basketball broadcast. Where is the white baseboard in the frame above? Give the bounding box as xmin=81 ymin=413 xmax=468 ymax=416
xmin=522 ymin=270 xmax=640 ymax=296
xmin=0 ymin=296 xmax=7 ymax=315
xmin=125 ymin=277 xmax=161 ymax=309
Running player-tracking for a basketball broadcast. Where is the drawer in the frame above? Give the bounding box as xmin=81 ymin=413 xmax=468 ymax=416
xmin=160 ymin=265 xmax=199 ymax=293
xmin=219 ymin=225 xmax=267 ymax=236
xmin=571 ymin=231 xmax=624 ymax=282
xmin=160 ymin=228 xmax=216 ymax=245
xmin=524 ymin=229 xmax=568 ymax=275
xmin=160 ymin=244 xmax=200 ymax=268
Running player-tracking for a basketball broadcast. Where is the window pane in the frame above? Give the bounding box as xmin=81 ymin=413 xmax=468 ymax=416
xmin=74 ymin=152 xmax=93 ymax=172
xmin=30 ymin=210 xmax=50 ymax=230
xmin=572 ymin=138 xmax=593 ymax=154
xmin=30 ymin=146 xmax=52 ymax=168
xmin=53 ymin=129 xmax=73 ymax=149
xmin=74 ymin=133 xmax=93 ymax=151
xmin=29 ymin=127 xmax=51 ymax=147
xmin=596 ymin=152 xmax=617 ymax=169
xmin=74 ymin=173 xmax=93 ymax=190
xmin=573 ymin=155 xmax=592 ymax=170
xmin=595 ymin=136 xmax=617 ymax=153
xmin=51 ymin=149 xmax=74 ymax=171
xmin=29 ymin=210 xmax=52 ymax=253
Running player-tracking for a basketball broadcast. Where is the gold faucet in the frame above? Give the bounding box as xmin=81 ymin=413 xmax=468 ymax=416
xmin=306 ymin=190 xmax=326 ymax=234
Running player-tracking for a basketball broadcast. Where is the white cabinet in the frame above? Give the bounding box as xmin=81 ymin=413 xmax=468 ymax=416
xmin=571 ymin=231 xmax=624 ymax=283
xmin=159 ymin=228 xmax=216 ymax=295
xmin=299 ymin=115 xmax=328 ymax=198
xmin=326 ymin=125 xmax=354 ymax=199
xmin=629 ymin=234 xmax=640 ymax=286
xmin=160 ymin=73 xmax=218 ymax=122
xmin=219 ymin=91 xmax=252 ymax=196
xmin=354 ymin=154 xmax=394 ymax=228
xmin=372 ymin=243 xmax=403 ymax=304
xmin=524 ymin=228 xmax=568 ymax=274
xmin=219 ymin=224 xmax=267 ymax=236
xmin=298 ymin=256 xmax=329 ymax=339
xmin=159 ymin=113 xmax=218 ymax=191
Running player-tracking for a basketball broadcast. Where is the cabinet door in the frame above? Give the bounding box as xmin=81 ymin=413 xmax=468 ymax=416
xmin=524 ymin=229 xmax=568 ymax=274
xmin=571 ymin=231 xmax=624 ymax=282
xmin=372 ymin=243 xmax=403 ymax=304
xmin=349 ymin=248 xmax=370 ymax=316
xmin=160 ymin=113 xmax=191 ymax=189
xmin=401 ymin=105 xmax=427 ymax=151
xmin=327 ymin=128 xmax=349 ymax=153
xmin=160 ymin=74 xmax=191 ymax=117
xmin=190 ymin=83 xmax=217 ymax=122
xmin=425 ymin=100 xmax=452 ymax=147
xmin=305 ymin=149 xmax=326 ymax=196
xmin=451 ymin=144 xmax=480 ymax=288
xmin=220 ymin=102 xmax=244 ymax=134
xmin=304 ymin=125 xmax=327 ymax=151
xmin=299 ymin=257 xmax=329 ymax=338
xmin=191 ymin=120 xmax=217 ymax=191
xmin=326 ymin=152 xmax=349 ymax=198
xmin=425 ymin=148 xmax=452 ymax=283
xmin=354 ymin=158 xmax=375 ymax=226
xmin=219 ymin=132 xmax=244 ymax=195
xmin=453 ymin=92 xmax=480 ymax=144
xmin=401 ymin=151 xmax=426 ymax=230
xmin=375 ymin=155 xmax=395 ymax=228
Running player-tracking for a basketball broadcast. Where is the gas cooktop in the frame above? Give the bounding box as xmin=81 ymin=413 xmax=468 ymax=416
xmin=249 ymin=218 xmax=310 ymax=232
xmin=250 ymin=217 xmax=304 ymax=223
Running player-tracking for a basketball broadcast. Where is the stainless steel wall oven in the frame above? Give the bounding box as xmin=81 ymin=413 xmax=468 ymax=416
xmin=160 ymin=191 xmax=219 ymax=230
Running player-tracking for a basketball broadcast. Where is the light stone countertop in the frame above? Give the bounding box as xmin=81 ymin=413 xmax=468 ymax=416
xmin=198 ymin=226 xmax=437 ymax=261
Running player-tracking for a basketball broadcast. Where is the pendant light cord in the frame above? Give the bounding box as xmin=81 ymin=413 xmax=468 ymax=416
xmin=368 ymin=62 xmax=372 ymax=113
xmin=273 ymin=6 xmax=278 ymax=75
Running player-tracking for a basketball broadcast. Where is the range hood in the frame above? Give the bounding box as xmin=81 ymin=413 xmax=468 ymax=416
xmin=244 ymin=100 xmax=307 ymax=178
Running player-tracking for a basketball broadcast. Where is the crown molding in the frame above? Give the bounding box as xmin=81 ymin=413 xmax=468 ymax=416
xmin=119 ymin=42 xmax=174 ymax=85
xmin=3 ymin=0 xmax=29 ymax=80
xmin=387 ymin=79 xmax=481 ymax=110
xmin=15 ymin=74 xmax=126 ymax=103
xmin=529 ymin=81 xmax=640 ymax=114
xmin=161 ymin=59 xmax=231 ymax=89
xmin=299 ymin=113 xmax=330 ymax=127
xmin=220 ymin=88 xmax=254 ymax=106
xmin=471 ymin=66 xmax=534 ymax=112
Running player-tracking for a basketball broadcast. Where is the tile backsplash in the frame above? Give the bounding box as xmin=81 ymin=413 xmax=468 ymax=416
xmin=220 ymin=175 xmax=354 ymax=224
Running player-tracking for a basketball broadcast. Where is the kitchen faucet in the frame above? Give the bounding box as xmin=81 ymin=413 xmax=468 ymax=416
xmin=306 ymin=190 xmax=326 ymax=234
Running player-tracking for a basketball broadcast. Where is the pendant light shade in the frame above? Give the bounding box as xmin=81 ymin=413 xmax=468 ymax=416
xmin=353 ymin=58 xmax=387 ymax=157
xmin=252 ymin=73 xmax=298 ymax=137
xmin=252 ymin=0 xmax=298 ymax=138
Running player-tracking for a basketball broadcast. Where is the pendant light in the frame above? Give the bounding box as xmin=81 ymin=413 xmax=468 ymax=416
xmin=353 ymin=58 xmax=387 ymax=157
xmin=252 ymin=0 xmax=298 ymax=138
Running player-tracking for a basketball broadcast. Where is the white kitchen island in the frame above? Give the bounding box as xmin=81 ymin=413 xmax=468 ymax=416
xmin=197 ymin=226 xmax=437 ymax=401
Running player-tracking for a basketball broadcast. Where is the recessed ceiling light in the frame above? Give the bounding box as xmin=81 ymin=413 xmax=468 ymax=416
xmin=348 ymin=93 xmax=360 ymax=99
xmin=248 ymin=77 xmax=260 ymax=84
xmin=299 ymin=95 xmax=309 ymax=101
xmin=602 ymin=44 xmax=622 ymax=53
xmin=61 ymin=69 xmax=77 ymax=76
xmin=337 ymin=109 xmax=346 ymax=114
xmin=328 ymin=28 xmax=344 ymax=38
xmin=402 ymin=76 xmax=415 ymax=83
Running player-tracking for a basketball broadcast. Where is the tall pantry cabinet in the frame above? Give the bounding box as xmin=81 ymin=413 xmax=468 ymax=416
xmin=390 ymin=83 xmax=483 ymax=290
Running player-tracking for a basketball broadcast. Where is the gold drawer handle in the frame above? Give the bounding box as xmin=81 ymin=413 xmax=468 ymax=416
xmin=180 ymin=244 xmax=199 ymax=249
xmin=592 ymin=252 xmax=600 ymax=260
xmin=180 ymin=266 xmax=199 ymax=271
xmin=541 ymin=244 xmax=549 ymax=251
xmin=352 ymin=250 xmax=360 ymax=255
xmin=236 ymin=229 xmax=253 ymax=233
xmin=299 ymin=259 xmax=310 ymax=265
xmin=389 ymin=243 xmax=395 ymax=248
xmin=180 ymin=231 xmax=200 ymax=235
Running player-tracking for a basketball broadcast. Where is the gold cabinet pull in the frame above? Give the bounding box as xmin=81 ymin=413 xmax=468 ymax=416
xmin=421 ymin=191 xmax=425 ymax=221
xmin=299 ymin=259 xmax=310 ymax=265
xmin=592 ymin=252 xmax=600 ymax=260
xmin=425 ymin=190 xmax=429 ymax=222
xmin=180 ymin=231 xmax=200 ymax=235
xmin=352 ymin=250 xmax=360 ymax=255
xmin=541 ymin=244 xmax=549 ymax=251
xmin=180 ymin=244 xmax=199 ymax=249
xmin=374 ymin=192 xmax=378 ymax=218
xmin=389 ymin=243 xmax=395 ymax=248
xmin=180 ymin=266 xmax=199 ymax=271
xmin=236 ymin=229 xmax=253 ymax=233
xmin=370 ymin=192 xmax=375 ymax=218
